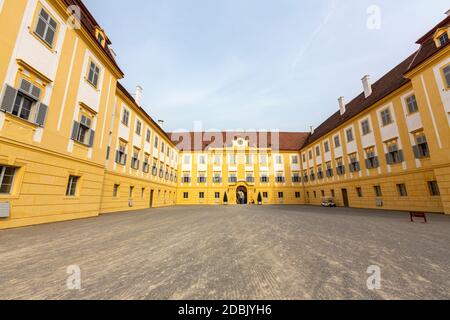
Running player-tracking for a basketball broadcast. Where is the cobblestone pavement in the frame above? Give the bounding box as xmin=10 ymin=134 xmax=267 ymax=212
xmin=1 ymin=205 xmax=449 ymax=300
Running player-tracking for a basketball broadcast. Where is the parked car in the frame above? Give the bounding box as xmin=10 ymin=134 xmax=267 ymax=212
xmin=321 ymin=197 xmax=337 ymax=207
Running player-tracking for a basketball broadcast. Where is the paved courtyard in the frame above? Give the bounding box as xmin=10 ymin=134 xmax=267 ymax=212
xmin=0 ymin=205 xmax=449 ymax=300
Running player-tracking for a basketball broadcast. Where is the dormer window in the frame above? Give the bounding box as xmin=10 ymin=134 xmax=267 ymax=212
xmin=97 ymin=33 xmax=105 ymax=46
xmin=95 ymin=28 xmax=107 ymax=47
xmin=438 ymin=32 xmax=449 ymax=47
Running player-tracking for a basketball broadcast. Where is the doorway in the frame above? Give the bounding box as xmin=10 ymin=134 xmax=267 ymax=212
xmin=149 ymin=189 xmax=154 ymax=208
xmin=341 ymin=188 xmax=349 ymax=207
xmin=236 ymin=186 xmax=248 ymax=205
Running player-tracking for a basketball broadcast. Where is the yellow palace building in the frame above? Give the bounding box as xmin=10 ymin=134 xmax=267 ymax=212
xmin=0 ymin=0 xmax=449 ymax=229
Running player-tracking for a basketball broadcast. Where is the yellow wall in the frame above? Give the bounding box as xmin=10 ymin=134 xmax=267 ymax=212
xmin=0 ymin=1 xmax=449 ymax=230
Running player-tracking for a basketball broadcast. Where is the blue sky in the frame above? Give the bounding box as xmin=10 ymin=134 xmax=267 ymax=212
xmin=84 ymin=0 xmax=449 ymax=132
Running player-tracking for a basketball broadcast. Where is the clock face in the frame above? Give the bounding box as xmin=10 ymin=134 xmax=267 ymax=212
xmin=238 ymin=139 xmax=244 ymax=146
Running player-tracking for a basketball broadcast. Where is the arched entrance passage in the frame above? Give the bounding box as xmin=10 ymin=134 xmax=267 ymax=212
xmin=236 ymin=186 xmax=248 ymax=205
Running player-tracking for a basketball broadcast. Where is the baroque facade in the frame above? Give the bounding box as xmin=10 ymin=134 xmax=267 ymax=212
xmin=0 ymin=0 xmax=449 ymax=229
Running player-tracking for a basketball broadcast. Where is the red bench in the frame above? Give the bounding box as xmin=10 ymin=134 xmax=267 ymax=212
xmin=410 ymin=212 xmax=427 ymax=223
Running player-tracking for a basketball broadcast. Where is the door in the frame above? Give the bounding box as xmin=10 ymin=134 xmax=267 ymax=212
xmin=341 ymin=188 xmax=349 ymax=207
xmin=236 ymin=186 xmax=248 ymax=204
xmin=149 ymin=189 xmax=154 ymax=208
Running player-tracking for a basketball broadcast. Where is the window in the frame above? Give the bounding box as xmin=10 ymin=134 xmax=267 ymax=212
xmin=397 ymin=184 xmax=408 ymax=197
xmin=215 ymin=192 xmax=220 ymax=199
xmin=141 ymin=188 xmax=145 ymax=199
xmin=135 ymin=120 xmax=142 ymax=135
xmin=97 ymin=33 xmax=105 ymax=46
xmin=313 ymin=191 xmax=317 ymax=198
xmin=361 ymin=119 xmax=371 ymax=135
xmin=386 ymin=141 xmax=404 ymax=164
xmin=349 ymin=153 xmax=360 ymax=172
xmin=199 ymin=192 xmax=205 ymax=199
xmin=321 ymin=190 xmax=325 ymax=197
xmin=151 ymin=162 xmax=158 ymax=176
xmin=199 ymin=155 xmax=206 ymax=165
xmin=292 ymin=173 xmax=301 ymax=183
xmin=129 ymin=186 xmax=134 ymax=198
xmin=246 ymin=174 xmax=255 ymax=183
xmin=72 ymin=114 xmax=94 ymax=146
xmin=198 ymin=172 xmax=207 ymax=183
xmin=213 ymin=173 xmax=222 ymax=183
xmin=146 ymin=129 xmax=151 ymax=143
xmin=428 ymin=181 xmax=440 ymax=196
xmin=229 ymin=173 xmax=237 ymax=183
xmin=291 ymin=155 xmax=299 ymax=164
xmin=260 ymin=154 xmax=268 ymax=166
xmin=260 ymin=174 xmax=269 ymax=183
xmin=245 ymin=155 xmax=253 ymax=165
xmin=182 ymin=173 xmax=191 ymax=183
xmin=443 ymin=65 xmax=450 ymax=88
xmin=336 ymin=158 xmax=345 ymax=175
xmin=154 ymin=136 xmax=159 ymax=149
xmin=183 ymin=192 xmax=189 ymax=199
xmin=115 ymin=143 xmax=127 ymax=165
xmin=309 ymin=170 xmax=315 ymax=181
xmin=87 ymin=61 xmax=100 ymax=88
xmin=324 ymin=141 xmax=330 ymax=153
xmin=365 ymin=148 xmax=379 ymax=169
xmin=331 ymin=189 xmax=335 ymax=198
xmin=303 ymin=171 xmax=309 ymax=182
xmin=295 ymin=192 xmax=301 ymax=199
xmin=374 ymin=186 xmax=382 ymax=197
xmin=183 ymin=155 xmax=191 ymax=165
xmin=276 ymin=173 xmax=285 ymax=183
xmin=326 ymin=162 xmax=333 ymax=177
xmin=438 ymin=32 xmax=449 ymax=47
xmin=12 ymin=92 xmax=34 ymax=121
xmin=278 ymin=192 xmax=284 ymax=199
xmin=302 ymin=154 xmax=306 ymax=163
xmin=315 ymin=146 xmax=320 ymax=157
xmin=214 ymin=155 xmax=222 ymax=166
xmin=263 ymin=192 xmax=268 ymax=199
xmin=413 ymin=133 xmax=430 ymax=159
xmin=122 ymin=109 xmax=129 ymax=126
xmin=143 ymin=155 xmax=150 ymax=172
xmin=406 ymin=95 xmax=419 ymax=114
xmin=275 ymin=155 xmax=283 ymax=164
xmin=308 ymin=151 xmax=313 ymax=160
xmin=0 ymin=166 xmax=16 ymax=194
xmin=34 ymin=8 xmax=57 ymax=47
xmin=65 ymin=175 xmax=79 ymax=197
xmin=131 ymin=149 xmax=140 ymax=170
xmin=346 ymin=128 xmax=354 ymax=142
xmin=334 ymin=136 xmax=341 ymax=148
xmin=113 ymin=184 xmax=119 ymax=197
xmin=317 ymin=167 xmax=324 ymax=179
xmin=229 ymin=154 xmax=237 ymax=165
xmin=356 ymin=187 xmax=363 ymax=198
xmin=161 ymin=142 xmax=165 ymax=154
xmin=380 ymin=109 xmax=393 ymax=126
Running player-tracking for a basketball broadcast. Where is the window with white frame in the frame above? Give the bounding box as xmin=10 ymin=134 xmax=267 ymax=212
xmin=346 ymin=128 xmax=354 ymax=142
xmin=442 ymin=65 xmax=450 ymax=88
xmin=135 ymin=120 xmax=142 ymax=135
xmin=334 ymin=135 xmax=341 ymax=148
xmin=361 ymin=119 xmax=371 ymax=135
xmin=275 ymin=155 xmax=283 ymax=164
xmin=380 ymin=108 xmax=393 ymax=126
xmin=183 ymin=155 xmax=191 ymax=165
xmin=146 ymin=129 xmax=151 ymax=143
xmin=87 ymin=60 xmax=100 ymax=88
xmin=65 ymin=175 xmax=80 ymax=197
xmin=406 ymin=95 xmax=419 ymax=114
xmin=34 ymin=7 xmax=58 ymax=48
xmin=122 ymin=109 xmax=129 ymax=126
xmin=324 ymin=141 xmax=330 ymax=153
xmin=0 ymin=166 xmax=16 ymax=194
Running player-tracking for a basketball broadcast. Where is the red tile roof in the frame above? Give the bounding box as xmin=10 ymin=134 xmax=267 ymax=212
xmin=168 ymin=132 xmax=310 ymax=152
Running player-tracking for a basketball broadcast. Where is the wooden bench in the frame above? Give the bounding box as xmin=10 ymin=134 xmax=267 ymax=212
xmin=410 ymin=212 xmax=427 ymax=223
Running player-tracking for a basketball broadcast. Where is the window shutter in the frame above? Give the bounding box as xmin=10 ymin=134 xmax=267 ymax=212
xmin=398 ymin=150 xmax=404 ymax=162
xmin=71 ymin=121 xmax=80 ymax=141
xmin=88 ymin=130 xmax=95 ymax=147
xmin=385 ymin=153 xmax=392 ymax=164
xmin=34 ymin=103 xmax=48 ymax=127
xmin=412 ymin=145 xmax=420 ymax=159
xmin=365 ymin=159 xmax=371 ymax=169
xmin=373 ymin=157 xmax=379 ymax=168
xmin=1 ymin=85 xmax=18 ymax=113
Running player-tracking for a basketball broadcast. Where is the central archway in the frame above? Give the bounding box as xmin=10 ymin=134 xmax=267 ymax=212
xmin=236 ymin=186 xmax=248 ymax=205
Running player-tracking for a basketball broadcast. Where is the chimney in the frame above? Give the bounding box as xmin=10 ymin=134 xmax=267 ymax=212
xmin=310 ymin=126 xmax=315 ymax=135
xmin=446 ymin=9 xmax=450 ymax=17
xmin=338 ymin=96 xmax=346 ymax=115
xmin=135 ymin=85 xmax=143 ymax=106
xmin=362 ymin=75 xmax=372 ymax=98
xmin=158 ymin=120 xmax=164 ymax=128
